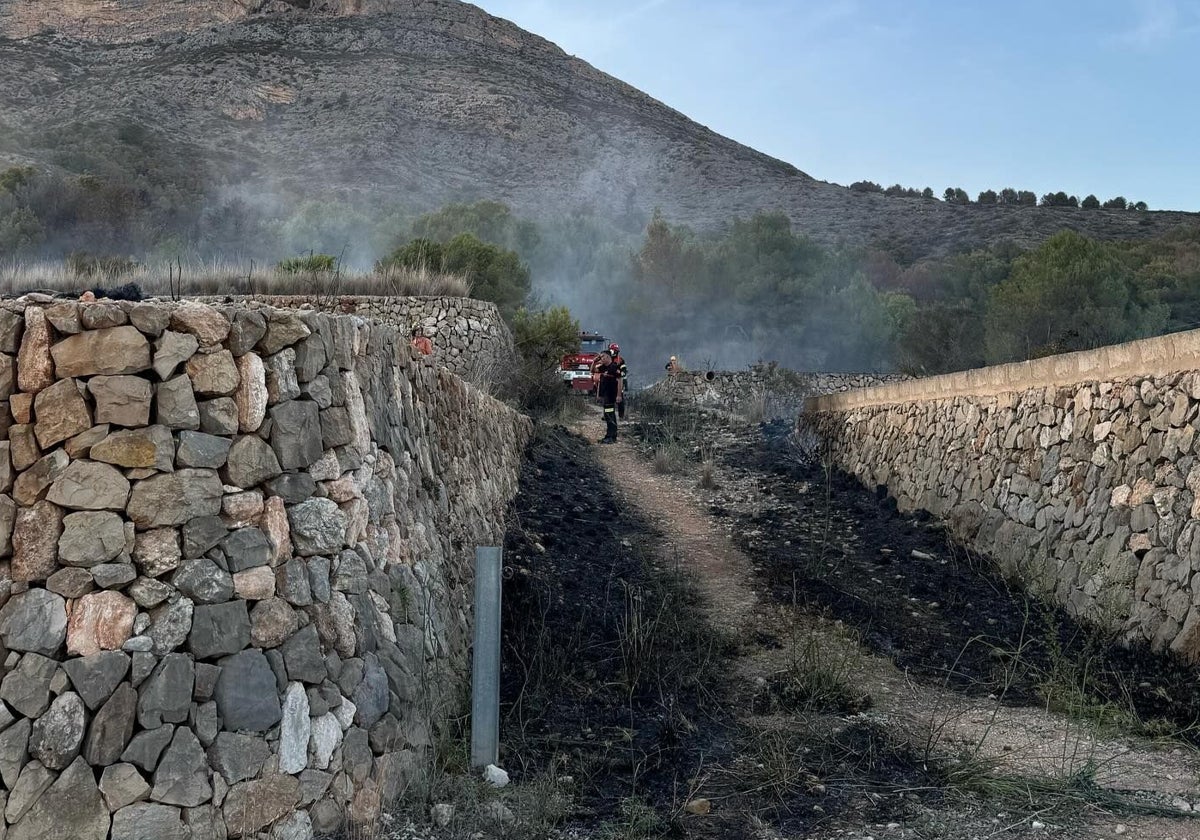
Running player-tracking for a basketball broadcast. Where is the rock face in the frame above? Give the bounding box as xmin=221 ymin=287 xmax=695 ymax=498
xmin=0 ymin=297 xmax=531 ymax=840
xmin=804 ymin=332 xmax=1200 ymax=661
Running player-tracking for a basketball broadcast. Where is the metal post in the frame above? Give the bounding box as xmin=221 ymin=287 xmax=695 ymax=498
xmin=471 ymin=546 xmax=502 ymax=769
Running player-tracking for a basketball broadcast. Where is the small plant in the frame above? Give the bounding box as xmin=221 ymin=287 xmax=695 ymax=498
xmin=275 ymin=252 xmax=336 ymax=274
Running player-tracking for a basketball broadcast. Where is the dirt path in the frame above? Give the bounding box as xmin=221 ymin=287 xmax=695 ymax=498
xmin=584 ymin=414 xmax=1200 ymax=840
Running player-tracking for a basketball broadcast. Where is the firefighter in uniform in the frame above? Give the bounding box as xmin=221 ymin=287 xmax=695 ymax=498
xmin=596 ymin=350 xmax=623 ymax=443
xmin=608 ymin=343 xmax=628 ymax=419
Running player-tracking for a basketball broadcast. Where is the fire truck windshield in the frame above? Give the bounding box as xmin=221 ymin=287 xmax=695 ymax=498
xmin=580 ymin=337 xmax=607 ymax=353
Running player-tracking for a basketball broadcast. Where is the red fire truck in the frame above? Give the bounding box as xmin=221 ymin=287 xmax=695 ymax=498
xmin=559 ymin=331 xmax=611 ymax=394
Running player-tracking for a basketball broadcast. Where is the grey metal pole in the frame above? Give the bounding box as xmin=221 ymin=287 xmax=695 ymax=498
xmin=471 ymin=546 xmax=502 ymax=769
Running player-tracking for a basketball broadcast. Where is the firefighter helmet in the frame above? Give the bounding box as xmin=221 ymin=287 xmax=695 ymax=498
xmin=608 ymin=343 xmax=620 ymax=354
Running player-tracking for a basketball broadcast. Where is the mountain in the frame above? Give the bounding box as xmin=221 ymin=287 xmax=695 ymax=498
xmin=0 ymin=0 xmax=1195 ymax=258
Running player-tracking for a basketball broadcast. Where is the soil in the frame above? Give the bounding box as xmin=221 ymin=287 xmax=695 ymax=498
xmin=478 ymin=402 xmax=1200 ymax=840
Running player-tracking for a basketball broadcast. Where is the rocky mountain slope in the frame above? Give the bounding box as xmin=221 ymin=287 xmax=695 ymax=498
xmin=0 ymin=0 xmax=1195 ymax=256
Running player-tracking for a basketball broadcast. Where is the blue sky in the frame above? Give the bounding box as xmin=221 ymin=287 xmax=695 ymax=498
xmin=474 ymin=0 xmax=1199 ymax=210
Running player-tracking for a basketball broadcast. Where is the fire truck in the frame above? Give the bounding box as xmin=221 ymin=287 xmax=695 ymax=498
xmin=559 ymin=331 xmax=611 ymax=394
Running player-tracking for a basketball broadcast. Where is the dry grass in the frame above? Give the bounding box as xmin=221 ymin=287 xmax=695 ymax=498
xmin=0 ymin=259 xmax=471 ymax=298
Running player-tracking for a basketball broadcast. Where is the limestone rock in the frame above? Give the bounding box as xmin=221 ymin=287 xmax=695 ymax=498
xmin=99 ymin=763 xmax=151 ymax=812
xmin=13 ymin=449 xmax=69 ymax=505
xmin=270 ymin=400 xmax=323 ymax=470
xmin=128 ymin=577 xmax=173 ymax=608
xmin=281 ymin=624 xmax=325 ymax=684
xmin=0 ymin=588 xmax=67 ymax=654
xmin=7 ymin=761 xmax=56 ymax=823
xmin=207 ymin=732 xmax=270 ymax=785
xmin=12 ymin=500 xmax=65 ymax=581
xmin=278 ymin=682 xmax=310 ymax=774
xmin=6 ymin=756 xmax=110 ymax=840
xmin=0 ymin=717 xmax=32 ymax=788
xmin=46 ymin=460 xmax=131 ymax=511
xmin=221 ymin=489 xmax=264 ymax=528
xmin=221 ymin=436 xmax=281 ymax=489
xmin=33 ymin=377 xmax=92 ymax=448
xmin=89 ymin=375 xmax=153 ymax=427
xmin=222 ymin=773 xmax=300 ymax=838
xmin=176 ymin=431 xmax=231 ymax=469
xmin=51 ymin=326 xmax=151 ymax=378
xmin=265 ymin=473 xmax=315 ymax=504
xmin=137 ymin=654 xmax=193 ymax=729
xmin=111 ymin=802 xmax=187 ymax=840
xmin=47 ymin=566 xmax=94 ymax=598
xmin=169 ymin=302 xmax=231 ymax=346
xmin=156 ymin=375 xmax=200 ymax=430
xmin=187 ymin=350 xmax=240 ymax=397
xmin=83 ymin=682 xmax=137 ymax=766
xmin=130 ymin=303 xmax=171 ymax=337
xmin=91 ymin=426 xmax=174 ymax=471
xmin=17 ymin=307 xmax=54 ymax=394
xmin=59 ymin=510 xmax=126 ymax=567
xmin=151 ymin=726 xmax=212 ymax=807
xmin=152 ymin=330 xmax=199 ymax=380
xmin=92 ymin=562 xmax=137 ymax=589
xmin=198 ymin=398 xmax=239 ymax=436
xmin=233 ymin=566 xmax=274 ymax=600
xmin=235 ymin=352 xmax=267 ymax=432
xmin=262 ymin=495 xmax=292 ymax=565
xmin=133 ymin=528 xmax=182 ymax=577
xmin=67 ymin=590 xmax=136 ymax=656
xmin=172 ymin=558 xmax=234 ymax=605
xmin=288 ymin=498 xmax=347 ymax=556
xmin=270 ymin=811 xmax=313 ymax=840
xmin=258 ymin=312 xmax=310 ymax=356
xmin=214 ymin=650 xmax=281 ymax=733
xmin=145 ymin=597 xmax=194 ymax=655
xmin=80 ymin=303 xmax=128 ymax=330
xmin=228 ymin=310 xmax=267 ymax=357
xmin=29 ymin=691 xmax=86 ymax=770
xmin=309 ymin=713 xmax=342 ymax=771
xmin=65 ymin=423 xmax=110 ymax=459
xmin=62 ymin=650 xmax=130 ymax=710
xmin=1 ymin=654 xmax=56 ymax=718
xmin=182 ymin=517 xmax=227 ymax=560
xmin=0 ymin=308 xmax=24 ymax=352
xmin=265 ymin=349 xmax=300 ymax=404
xmin=121 ymin=725 xmax=174 ymax=774
xmin=189 ymin=601 xmax=251 ymax=660
xmin=128 ymin=469 xmax=223 ymax=528
xmin=250 ymin=597 xmax=298 ymax=649
xmin=222 ymin=527 xmax=271 ymax=573
xmin=9 ymin=424 xmax=41 ymax=471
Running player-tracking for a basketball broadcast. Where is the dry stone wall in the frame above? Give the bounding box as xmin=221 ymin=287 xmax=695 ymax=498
xmin=647 ymin=365 xmax=905 ymax=419
xmin=0 ymin=295 xmax=532 ymax=839
xmin=196 ymin=296 xmax=512 ymax=389
xmin=803 ymin=329 xmax=1200 ymax=661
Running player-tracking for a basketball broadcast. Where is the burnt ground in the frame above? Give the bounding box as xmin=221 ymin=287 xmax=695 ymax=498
xmin=499 ymin=424 xmax=743 ymax=837
xmin=687 ymin=415 xmax=1200 ymax=737
xmin=478 ymin=403 xmax=1200 ymax=840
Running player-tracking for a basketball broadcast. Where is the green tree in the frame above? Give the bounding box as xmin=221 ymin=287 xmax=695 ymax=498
xmin=1103 ymin=196 xmax=1128 ymax=210
xmin=977 ymin=189 xmax=998 ymax=205
xmin=1081 ymin=194 xmax=1100 ymax=209
xmin=984 ymin=231 xmax=1167 ymax=362
xmin=509 ymin=306 xmax=580 ymax=413
xmin=380 ymin=233 xmax=531 ymax=315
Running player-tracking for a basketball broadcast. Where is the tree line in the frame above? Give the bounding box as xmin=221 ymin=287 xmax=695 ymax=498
xmin=848 ymin=179 xmax=1148 ymax=210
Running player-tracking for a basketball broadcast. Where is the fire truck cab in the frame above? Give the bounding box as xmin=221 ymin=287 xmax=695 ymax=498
xmin=559 ymin=331 xmax=610 ymax=393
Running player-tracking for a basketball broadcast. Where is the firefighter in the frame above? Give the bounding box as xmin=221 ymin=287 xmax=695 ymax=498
xmin=665 ymin=355 xmax=680 ymax=376
xmin=596 ymin=349 xmax=623 ymax=443
xmin=608 ymin=343 xmax=629 ymax=419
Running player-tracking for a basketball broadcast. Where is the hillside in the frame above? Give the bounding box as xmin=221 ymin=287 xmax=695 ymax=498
xmin=0 ymin=0 xmax=1196 ymax=258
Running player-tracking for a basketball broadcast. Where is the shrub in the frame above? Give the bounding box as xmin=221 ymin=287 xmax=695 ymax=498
xmin=509 ymin=306 xmax=580 ymax=414
xmin=276 ymin=253 xmax=336 ymax=274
